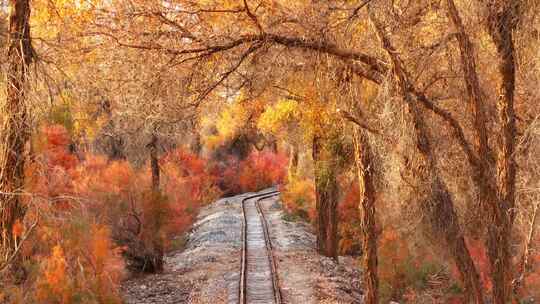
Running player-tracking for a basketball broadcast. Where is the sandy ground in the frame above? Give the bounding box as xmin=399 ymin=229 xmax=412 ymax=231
xmin=122 ymin=189 xmax=364 ymax=303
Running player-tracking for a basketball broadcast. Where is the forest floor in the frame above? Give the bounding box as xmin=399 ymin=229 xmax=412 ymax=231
xmin=121 ymin=189 xmax=364 ymax=304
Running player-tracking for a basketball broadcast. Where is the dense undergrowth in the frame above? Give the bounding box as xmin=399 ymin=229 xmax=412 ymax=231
xmin=0 ymin=124 xmax=287 ymax=303
xmin=280 ymin=175 xmax=540 ymax=303
xmin=3 ymin=124 xmax=538 ymax=303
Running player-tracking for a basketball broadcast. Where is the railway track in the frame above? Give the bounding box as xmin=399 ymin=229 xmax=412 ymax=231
xmin=239 ymin=190 xmax=282 ymax=304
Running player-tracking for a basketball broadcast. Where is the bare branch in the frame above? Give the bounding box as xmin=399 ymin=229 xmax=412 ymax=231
xmin=193 ymin=42 xmax=263 ymax=106
xmin=243 ymin=0 xmax=263 ymax=33
xmin=337 ymin=108 xmax=381 ymax=135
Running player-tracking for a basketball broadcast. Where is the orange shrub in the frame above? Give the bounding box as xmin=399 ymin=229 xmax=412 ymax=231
xmin=237 ymin=151 xmax=287 ymax=192
xmin=37 ymin=245 xmax=71 ymax=303
xmin=73 ymin=148 xmax=221 ymax=271
xmin=378 ymin=228 xmax=447 ymax=302
xmin=27 ymin=124 xmax=78 ymax=208
xmin=40 ymin=125 xmax=78 ymax=170
xmin=210 ymin=150 xmax=287 ymax=195
xmin=161 ymin=149 xmax=222 ymax=208
xmin=280 ymin=177 xmax=316 ymax=222
xmin=34 ymin=222 xmax=125 ymax=304
xmin=338 ymin=184 xmax=362 ymax=255
xmin=72 ymin=157 xmax=173 ymax=271
xmin=161 ymin=149 xmax=222 ymax=237
xmin=12 ymin=125 xmax=223 ymax=301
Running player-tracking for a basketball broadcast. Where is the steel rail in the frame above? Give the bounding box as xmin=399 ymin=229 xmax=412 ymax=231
xmin=239 ymin=190 xmax=281 ymax=304
xmin=255 ymin=194 xmax=283 ymax=304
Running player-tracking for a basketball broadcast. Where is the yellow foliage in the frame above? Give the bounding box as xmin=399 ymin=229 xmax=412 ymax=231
xmin=257 ymin=99 xmax=299 ymax=135
xmin=257 ymin=84 xmax=339 ymax=144
xmin=31 ymin=0 xmax=99 ymax=40
xmin=202 ymin=92 xmax=267 ymax=148
xmin=73 ymin=109 xmax=107 ymax=142
xmin=281 ymin=177 xmax=316 ymax=222
xmin=216 ymin=101 xmax=249 ymax=140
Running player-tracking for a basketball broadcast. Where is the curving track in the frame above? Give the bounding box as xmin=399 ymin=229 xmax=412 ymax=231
xmin=239 ymin=190 xmax=282 ymax=304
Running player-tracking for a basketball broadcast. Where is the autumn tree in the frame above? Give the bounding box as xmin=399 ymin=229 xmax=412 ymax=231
xmin=483 ymin=1 xmax=519 ymax=301
xmin=12 ymin=0 xmax=537 ymax=301
xmin=339 ymin=104 xmax=379 ymax=303
xmin=0 ymin=0 xmax=33 ymax=275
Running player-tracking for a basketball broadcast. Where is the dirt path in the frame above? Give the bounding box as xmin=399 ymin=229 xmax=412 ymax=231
xmin=122 ymin=190 xmax=364 ymax=303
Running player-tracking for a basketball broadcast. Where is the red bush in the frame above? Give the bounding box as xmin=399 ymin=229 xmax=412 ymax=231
xmin=237 ymin=151 xmax=287 ymax=192
xmin=338 ymin=183 xmax=362 ymax=255
xmin=209 ymin=150 xmax=287 ymax=195
xmin=27 ymin=125 xmax=79 ymax=207
xmin=41 ymin=124 xmax=78 ymax=170
xmin=161 ymin=149 xmax=222 ymax=235
xmin=14 ymin=125 xmax=225 ymax=301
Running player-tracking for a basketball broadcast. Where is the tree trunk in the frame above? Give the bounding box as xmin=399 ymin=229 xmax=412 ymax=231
xmin=353 ymin=127 xmax=378 ymax=304
xmin=0 ymin=0 xmax=32 ymax=273
xmin=190 ymin=131 xmax=202 ymax=156
xmin=485 ymin=3 xmax=518 ymax=302
xmin=446 ymin=1 xmax=519 ymax=302
xmin=148 ymin=133 xmax=160 ymax=193
xmin=423 ymin=180 xmax=485 ymax=304
xmin=313 ymin=137 xmax=326 ymax=255
xmin=288 ymin=145 xmax=299 ymax=179
xmin=324 ymin=185 xmax=339 ymax=259
xmin=446 ymin=0 xmax=490 ymax=161
xmin=446 ymin=0 xmax=496 ymax=209
xmin=99 ymin=99 xmax=125 ymax=160
xmin=369 ymin=8 xmax=484 ymax=302
xmin=313 ymin=136 xmax=339 ymax=259
xmin=267 ymin=135 xmax=278 ymax=153
xmin=444 ymin=4 xmax=498 ymax=301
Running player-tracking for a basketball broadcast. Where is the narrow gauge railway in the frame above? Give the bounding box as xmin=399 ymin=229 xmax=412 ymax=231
xmin=239 ymin=190 xmax=282 ymax=304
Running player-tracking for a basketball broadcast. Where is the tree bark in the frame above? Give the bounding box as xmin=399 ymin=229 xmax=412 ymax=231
xmin=426 ymin=180 xmax=486 ymax=304
xmin=313 ymin=136 xmax=339 ymax=259
xmin=446 ymin=0 xmax=497 ymax=205
xmin=190 ymin=132 xmax=202 ymax=156
xmin=0 ymin=0 xmax=32 ymax=273
xmin=446 ymin=1 xmax=519 ymax=302
xmin=98 ymin=99 xmax=125 ymax=160
xmin=446 ymin=0 xmax=490 ymax=163
xmin=353 ymin=127 xmax=378 ymax=304
xmin=148 ymin=133 xmax=160 ymax=193
xmin=369 ymin=8 xmax=484 ymax=302
xmin=288 ymin=145 xmax=299 ymax=179
xmin=485 ymin=2 xmax=519 ymax=302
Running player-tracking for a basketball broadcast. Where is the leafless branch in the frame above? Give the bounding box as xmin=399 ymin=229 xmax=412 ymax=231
xmin=337 ymin=108 xmax=381 ymax=135
xmin=243 ymin=0 xmax=263 ymax=33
